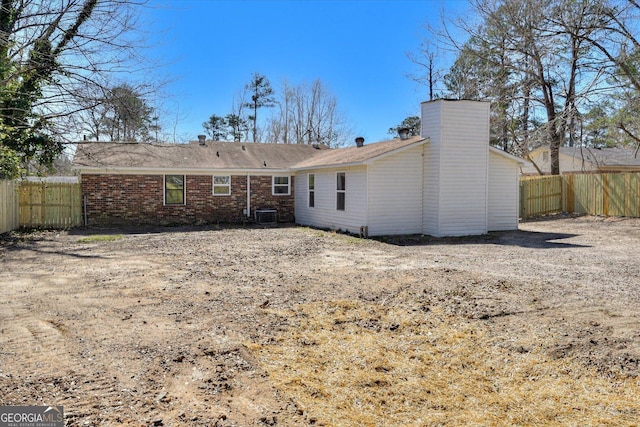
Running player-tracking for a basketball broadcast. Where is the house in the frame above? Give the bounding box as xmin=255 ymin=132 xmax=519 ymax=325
xmin=73 ymin=99 xmax=523 ymax=236
xmin=522 ymin=146 xmax=640 ymax=175
xmin=293 ymin=100 xmax=523 ymax=236
xmin=72 ymin=140 xmax=327 ymax=226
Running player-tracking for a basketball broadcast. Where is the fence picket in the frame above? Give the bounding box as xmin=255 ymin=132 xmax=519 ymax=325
xmin=18 ymin=181 xmax=82 ymax=228
xmin=0 ymin=180 xmax=20 ymax=233
xmin=520 ymin=172 xmax=640 ymax=219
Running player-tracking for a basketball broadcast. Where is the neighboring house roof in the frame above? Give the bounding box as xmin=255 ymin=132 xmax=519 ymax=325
xmin=73 ymin=141 xmax=329 ymax=172
xmin=291 ymin=136 xmax=428 ymax=170
xmin=560 ymin=146 xmax=640 ymax=168
xmin=521 ymin=145 xmax=640 ymax=174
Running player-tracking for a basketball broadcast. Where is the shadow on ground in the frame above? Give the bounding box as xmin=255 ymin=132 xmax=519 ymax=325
xmin=377 ymin=230 xmax=590 ymax=249
xmin=1 ymin=223 xmax=590 ymax=252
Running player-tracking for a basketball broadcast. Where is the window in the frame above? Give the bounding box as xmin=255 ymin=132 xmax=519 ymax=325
xmin=336 ymin=172 xmax=345 ymax=211
xmin=273 ymin=176 xmax=290 ymax=195
xmin=165 ymin=175 xmax=185 ymax=205
xmin=213 ymin=175 xmax=231 ymax=195
xmin=308 ymin=174 xmax=315 ymax=208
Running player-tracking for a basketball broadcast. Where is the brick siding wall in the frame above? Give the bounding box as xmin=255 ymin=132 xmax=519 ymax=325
xmin=82 ymin=174 xmax=295 ymax=226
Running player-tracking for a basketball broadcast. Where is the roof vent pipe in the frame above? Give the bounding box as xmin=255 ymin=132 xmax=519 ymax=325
xmin=398 ymin=127 xmax=410 ymax=141
xmin=197 ymin=135 xmax=206 ymax=146
xmin=355 ymin=136 xmax=365 ymax=148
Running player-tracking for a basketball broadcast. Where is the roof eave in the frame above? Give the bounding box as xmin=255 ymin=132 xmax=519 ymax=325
xmin=489 ymin=146 xmax=526 ymax=165
xmin=291 ymin=160 xmax=366 ymax=171
xmin=291 ymin=138 xmax=429 ymax=170
xmin=74 ymin=166 xmax=294 ymax=175
xmin=363 ymin=138 xmax=429 ymax=165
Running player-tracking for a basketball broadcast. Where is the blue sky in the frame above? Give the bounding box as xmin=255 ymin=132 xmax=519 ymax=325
xmin=142 ymin=0 xmax=462 ymax=144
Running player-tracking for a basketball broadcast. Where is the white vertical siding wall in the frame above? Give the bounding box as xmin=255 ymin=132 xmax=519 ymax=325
xmin=367 ymin=145 xmax=423 ymax=236
xmin=294 ymin=173 xmax=313 ymax=225
xmin=422 ymin=104 xmax=441 ymax=235
xmin=488 ymin=150 xmax=520 ymax=231
xmin=421 ymin=100 xmax=489 ymax=236
xmin=294 ymin=166 xmax=367 ymax=234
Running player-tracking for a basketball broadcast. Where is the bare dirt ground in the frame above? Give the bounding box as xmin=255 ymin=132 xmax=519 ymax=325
xmin=1 ymin=215 xmax=640 ymax=426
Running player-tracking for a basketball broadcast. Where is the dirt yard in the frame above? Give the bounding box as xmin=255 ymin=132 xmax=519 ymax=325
xmin=1 ymin=216 xmax=639 ymax=426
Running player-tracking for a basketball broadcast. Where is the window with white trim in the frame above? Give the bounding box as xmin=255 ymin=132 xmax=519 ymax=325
xmin=273 ymin=176 xmax=290 ymax=195
xmin=165 ymin=174 xmax=185 ymax=205
xmin=213 ymin=175 xmax=231 ymax=195
xmin=336 ymin=172 xmax=345 ymax=211
xmin=308 ymin=174 xmax=315 ymax=208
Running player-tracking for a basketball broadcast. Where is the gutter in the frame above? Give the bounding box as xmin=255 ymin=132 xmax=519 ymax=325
xmin=74 ymin=166 xmax=293 ymax=175
xmin=290 ymin=161 xmax=366 ymax=172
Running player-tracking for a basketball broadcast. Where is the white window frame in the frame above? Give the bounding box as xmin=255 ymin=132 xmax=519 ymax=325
xmin=272 ymin=175 xmax=291 ymax=196
xmin=164 ymin=174 xmax=186 ymax=206
xmin=212 ymin=175 xmax=231 ymax=196
xmin=308 ymin=173 xmax=315 ymax=208
xmin=336 ymin=172 xmax=346 ymax=211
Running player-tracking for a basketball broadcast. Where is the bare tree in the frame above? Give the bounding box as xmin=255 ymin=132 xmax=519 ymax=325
xmin=264 ymin=79 xmax=350 ymax=147
xmin=228 ymin=90 xmax=250 ymax=142
xmin=426 ymin=0 xmax=612 ymax=174
xmin=568 ymin=1 xmax=640 ymax=152
xmin=407 ymin=40 xmax=444 ymax=101
xmin=0 ymin=0 xmax=152 ymax=176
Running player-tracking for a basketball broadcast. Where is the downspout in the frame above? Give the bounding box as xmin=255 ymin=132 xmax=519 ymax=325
xmin=421 ymin=143 xmax=426 ymax=235
xmin=363 ymin=166 xmax=369 ymax=238
xmin=83 ymin=195 xmax=88 ymax=227
xmin=246 ymin=173 xmax=251 ymax=219
xmin=485 ymin=106 xmax=490 ymax=234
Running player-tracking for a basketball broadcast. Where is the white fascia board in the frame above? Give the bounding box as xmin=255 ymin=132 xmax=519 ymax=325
xmin=363 ymin=138 xmax=429 ymax=165
xmin=489 ymin=146 xmax=526 ymax=165
xmin=291 ymin=139 xmax=430 ymax=171
xmin=75 ymin=167 xmax=293 ymax=175
xmin=290 ymin=161 xmax=366 ymax=172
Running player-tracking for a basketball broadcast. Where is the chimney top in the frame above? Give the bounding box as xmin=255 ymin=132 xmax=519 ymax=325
xmin=355 ymin=136 xmax=365 ymax=148
xmin=197 ymin=135 xmax=206 ymax=145
xmin=398 ymin=127 xmax=410 ymax=140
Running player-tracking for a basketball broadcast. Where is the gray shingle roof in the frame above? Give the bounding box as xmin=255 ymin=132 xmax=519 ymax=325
xmin=73 ymin=141 xmax=329 ymax=171
xmin=72 ymin=137 xmax=429 ymax=171
xmin=292 ymin=136 xmax=427 ymax=169
xmin=560 ymin=146 xmax=640 ymax=167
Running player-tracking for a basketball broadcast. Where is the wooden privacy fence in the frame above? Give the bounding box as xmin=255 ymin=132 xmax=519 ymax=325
xmin=520 ymin=175 xmax=564 ymax=219
xmin=18 ymin=180 xmax=83 ymax=228
xmin=520 ymin=172 xmax=640 ymax=219
xmin=0 ymin=180 xmax=20 ymax=233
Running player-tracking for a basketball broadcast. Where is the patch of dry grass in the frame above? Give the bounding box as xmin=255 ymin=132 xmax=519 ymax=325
xmin=77 ymin=234 xmax=123 ymax=243
xmin=249 ymin=298 xmax=640 ymax=426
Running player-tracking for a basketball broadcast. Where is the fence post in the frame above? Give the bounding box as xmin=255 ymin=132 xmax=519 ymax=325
xmin=520 ymin=180 xmax=528 ymax=220
xmin=603 ymin=174 xmax=610 ymax=216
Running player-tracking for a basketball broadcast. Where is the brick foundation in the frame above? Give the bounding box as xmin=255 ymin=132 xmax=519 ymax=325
xmin=82 ymin=174 xmax=295 ymax=226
